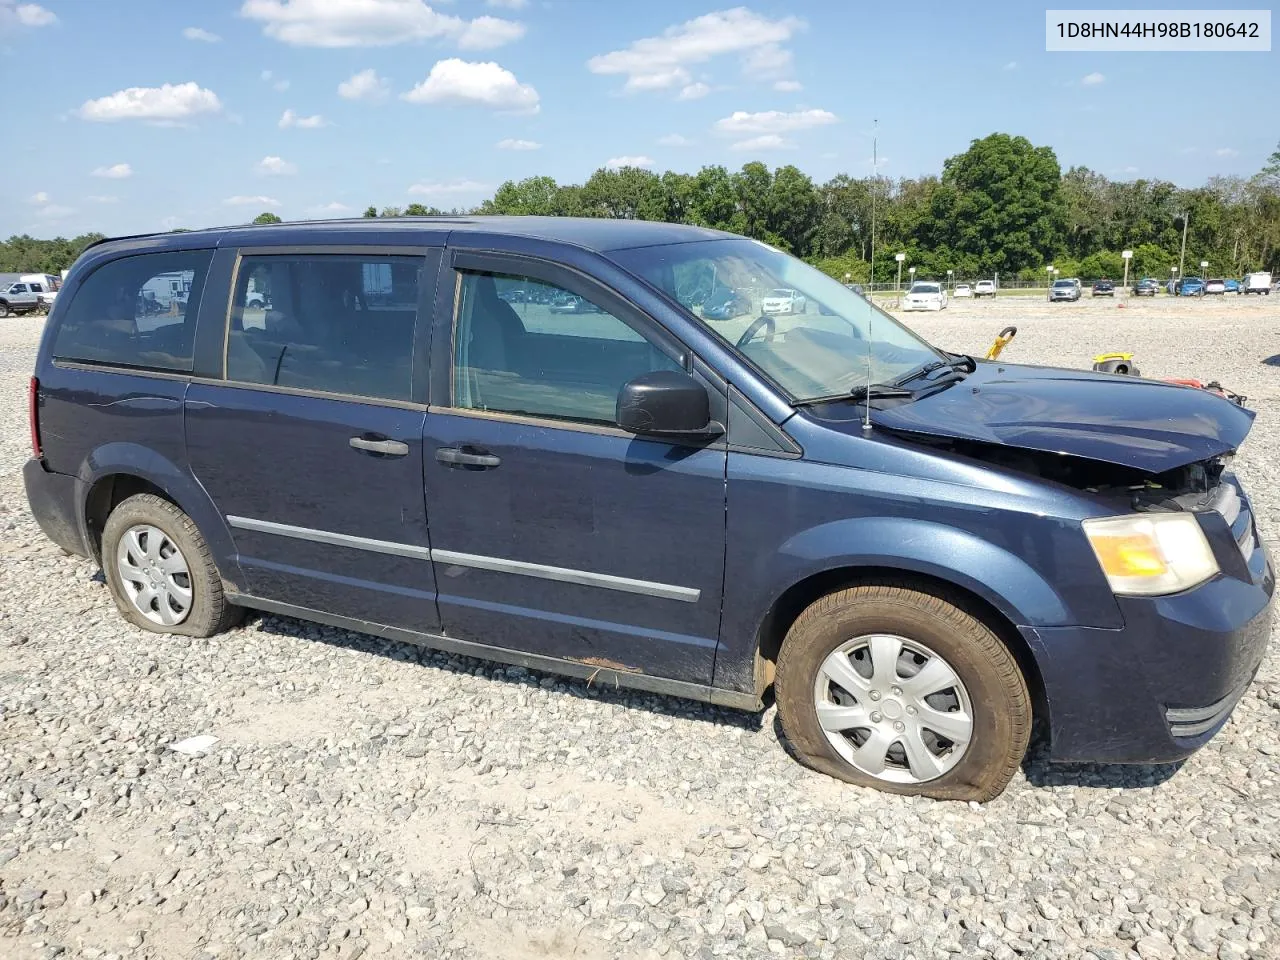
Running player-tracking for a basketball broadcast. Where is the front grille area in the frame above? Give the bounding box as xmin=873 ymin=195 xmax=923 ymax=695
xmin=1166 ymin=681 xmax=1250 ymax=738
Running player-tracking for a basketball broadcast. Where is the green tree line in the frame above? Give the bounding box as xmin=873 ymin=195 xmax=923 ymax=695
xmin=6 ymin=133 xmax=1278 ymax=282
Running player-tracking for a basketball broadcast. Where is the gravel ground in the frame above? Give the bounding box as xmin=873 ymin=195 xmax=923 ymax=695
xmin=2 ymin=295 xmax=1279 ymax=960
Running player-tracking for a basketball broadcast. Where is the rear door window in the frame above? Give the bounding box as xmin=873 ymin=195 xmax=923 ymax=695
xmin=52 ymin=251 xmax=211 ymax=372
xmin=226 ymin=254 xmax=425 ymax=402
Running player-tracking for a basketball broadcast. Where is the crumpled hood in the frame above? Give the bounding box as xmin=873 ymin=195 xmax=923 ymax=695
xmin=868 ymin=362 xmax=1255 ymax=473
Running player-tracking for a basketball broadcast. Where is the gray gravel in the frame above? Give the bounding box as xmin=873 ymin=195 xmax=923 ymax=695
xmin=2 ymin=295 xmax=1278 ymax=960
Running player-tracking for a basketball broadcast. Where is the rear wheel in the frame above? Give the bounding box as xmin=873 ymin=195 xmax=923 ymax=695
xmin=102 ymin=494 xmax=242 ymax=637
xmin=775 ymin=583 xmax=1031 ymax=801
xmin=0 ymin=302 xmax=10 ymax=318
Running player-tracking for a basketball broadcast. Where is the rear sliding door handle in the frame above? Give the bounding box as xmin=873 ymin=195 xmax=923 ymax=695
xmin=349 ymin=436 xmax=409 ymax=456
xmin=435 ymin=446 xmax=501 ymax=469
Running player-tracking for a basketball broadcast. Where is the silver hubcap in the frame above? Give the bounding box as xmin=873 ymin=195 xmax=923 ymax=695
xmin=115 ymin=524 xmax=192 ymax=626
xmin=813 ymin=634 xmax=974 ymax=784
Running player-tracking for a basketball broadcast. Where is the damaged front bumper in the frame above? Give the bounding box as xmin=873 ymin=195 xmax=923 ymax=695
xmin=1024 ymin=478 xmax=1274 ymax=765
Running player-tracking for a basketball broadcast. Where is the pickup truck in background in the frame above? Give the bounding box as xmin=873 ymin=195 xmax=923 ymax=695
xmin=0 ymin=281 xmax=43 ymax=318
xmin=1242 ymin=271 xmax=1272 ymax=295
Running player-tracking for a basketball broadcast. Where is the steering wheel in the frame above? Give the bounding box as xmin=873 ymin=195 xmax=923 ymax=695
xmin=736 ymin=314 xmax=776 ymax=348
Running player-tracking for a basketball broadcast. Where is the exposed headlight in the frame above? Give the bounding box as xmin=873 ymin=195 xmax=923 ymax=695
xmin=1083 ymin=514 xmax=1219 ymax=596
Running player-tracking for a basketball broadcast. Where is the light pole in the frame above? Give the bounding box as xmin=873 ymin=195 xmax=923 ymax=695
xmin=1046 ymin=264 xmax=1053 ymax=292
xmin=1121 ymin=249 xmax=1132 ymax=293
xmin=1170 ymin=266 xmax=1177 ymax=294
xmin=1177 ymin=211 xmax=1189 ymax=281
xmin=946 ymin=268 xmax=953 ymax=292
xmin=908 ymin=266 xmax=916 ymax=290
xmin=895 ymin=252 xmax=905 ymax=307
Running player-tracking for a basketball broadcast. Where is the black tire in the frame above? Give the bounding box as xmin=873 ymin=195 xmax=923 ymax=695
xmin=0 ymin=301 xmax=10 ymax=319
xmin=101 ymin=493 xmax=242 ymax=637
xmin=775 ymin=583 xmax=1031 ymax=802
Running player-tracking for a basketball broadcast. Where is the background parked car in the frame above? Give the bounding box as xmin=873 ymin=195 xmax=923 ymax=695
xmin=1048 ymin=278 xmax=1081 ymax=302
xmin=0 ymin=281 xmax=42 ymax=317
xmin=902 ymin=281 xmax=947 ymax=311
xmin=974 ymin=280 xmax=997 ymax=298
xmin=760 ymin=288 xmax=807 ymax=315
xmin=1133 ymin=278 xmax=1159 ymax=297
xmin=1091 ymin=279 xmax=1114 ymax=297
xmin=701 ymin=286 xmax=752 ymax=320
xmin=1222 ymin=279 xmax=1240 ymax=294
xmin=1203 ymin=278 xmax=1225 ymax=295
xmin=953 ymin=284 xmax=972 ymax=298
xmin=1177 ymin=277 xmax=1205 ymax=296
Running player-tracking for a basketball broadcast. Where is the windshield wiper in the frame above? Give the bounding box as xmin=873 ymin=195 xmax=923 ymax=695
xmin=792 ymin=383 xmax=913 ymax=407
xmin=893 ymin=354 xmax=975 ymax=388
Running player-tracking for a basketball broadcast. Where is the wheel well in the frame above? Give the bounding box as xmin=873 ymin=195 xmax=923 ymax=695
xmin=83 ymin=474 xmax=171 ymax=563
xmin=756 ymin=566 xmax=1048 ymax=728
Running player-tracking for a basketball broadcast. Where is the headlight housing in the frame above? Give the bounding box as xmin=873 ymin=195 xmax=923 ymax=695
xmin=1083 ymin=513 xmax=1219 ymax=596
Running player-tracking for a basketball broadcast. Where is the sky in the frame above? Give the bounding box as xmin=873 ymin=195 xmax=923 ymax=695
xmin=1 ymin=0 xmax=1275 ymax=238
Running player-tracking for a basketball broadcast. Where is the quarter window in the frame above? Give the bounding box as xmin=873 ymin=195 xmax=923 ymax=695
xmin=452 ymin=270 xmax=683 ymax=425
xmin=52 ymin=251 xmax=212 ymax=372
xmin=227 ymin=254 xmax=424 ymax=402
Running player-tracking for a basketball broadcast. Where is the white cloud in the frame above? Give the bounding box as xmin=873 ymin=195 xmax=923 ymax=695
xmin=773 ymin=79 xmax=802 ymax=92
xmin=402 ymin=59 xmax=539 ymax=112
xmin=256 ymin=155 xmax=298 ymax=176
xmin=1081 ymin=72 xmax=1105 ymax=85
xmin=87 ymin=195 xmax=119 ymax=203
xmin=713 ymin=108 xmax=837 ymax=135
xmin=458 ymin=15 xmax=525 ymax=50
xmin=744 ymin=43 xmax=790 ymax=75
xmin=28 ymin=191 xmax=48 ymax=204
xmin=731 ymin=134 xmax=792 ymax=151
xmin=14 ymin=3 xmax=56 ymax=27
xmin=77 ymin=82 xmax=223 ymax=122
xmin=658 ymin=133 xmax=691 ymax=146
xmin=224 ymin=195 xmax=281 ymax=207
xmin=279 ymin=108 xmax=328 ymax=128
xmin=497 ymin=137 xmax=541 ymax=150
xmin=1215 ymin=147 xmax=1239 ymax=158
xmin=240 ymin=0 xmax=523 ymax=49
xmin=408 ymin=179 xmax=490 ymax=196
xmin=678 ymin=82 xmax=711 ymax=101
xmin=605 ymin=156 xmax=654 ymax=169
xmin=1002 ymin=61 xmax=1017 ymax=71
xmin=91 ymin=162 xmax=133 ymax=179
xmin=338 ymin=68 xmax=390 ymax=101
xmin=307 ymin=201 xmax=351 ymax=215
xmin=487 ymin=0 xmax=526 ymax=7
xmin=587 ymin=9 xmax=803 ymax=94
xmin=183 ymin=26 xmax=221 ymax=42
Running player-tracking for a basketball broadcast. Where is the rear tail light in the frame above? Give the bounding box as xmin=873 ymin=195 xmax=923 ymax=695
xmin=29 ymin=376 xmax=42 ymax=459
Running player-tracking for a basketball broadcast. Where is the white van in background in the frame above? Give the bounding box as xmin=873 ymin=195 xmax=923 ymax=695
xmin=1242 ymin=271 xmax=1272 ymax=295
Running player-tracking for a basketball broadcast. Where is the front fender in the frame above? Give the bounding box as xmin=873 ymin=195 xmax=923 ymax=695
xmin=775 ymin=516 xmax=1078 ymax=628
xmin=77 ymin=441 xmax=246 ymax=591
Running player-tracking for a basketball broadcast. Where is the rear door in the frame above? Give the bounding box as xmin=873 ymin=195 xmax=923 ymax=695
xmin=185 ymin=245 xmax=442 ymax=632
xmin=421 ymin=246 xmax=728 ymax=684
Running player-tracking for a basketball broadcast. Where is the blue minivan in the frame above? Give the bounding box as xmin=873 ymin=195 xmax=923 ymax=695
xmin=24 ymin=218 xmax=1273 ymax=800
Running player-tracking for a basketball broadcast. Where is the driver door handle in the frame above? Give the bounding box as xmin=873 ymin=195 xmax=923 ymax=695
xmin=436 ymin=446 xmax=501 ymax=469
xmin=349 ymin=436 xmax=409 ymax=456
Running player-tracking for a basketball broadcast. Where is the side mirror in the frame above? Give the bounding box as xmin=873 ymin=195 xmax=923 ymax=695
xmin=616 ymin=370 xmax=724 ymax=439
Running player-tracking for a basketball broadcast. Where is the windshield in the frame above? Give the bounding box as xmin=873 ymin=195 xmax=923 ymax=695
xmin=769 ymin=288 xmax=792 ymax=297
xmin=610 ymin=237 xmax=944 ymax=402
xmin=1053 ymin=279 xmax=1075 ymax=288
xmin=910 ymin=283 xmax=940 ymax=294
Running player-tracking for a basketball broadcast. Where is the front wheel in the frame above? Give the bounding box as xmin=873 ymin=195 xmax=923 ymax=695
xmin=775 ymin=583 xmax=1031 ymax=801
xmin=102 ymin=493 xmax=242 ymax=637
xmin=0 ymin=302 xmax=10 ymax=319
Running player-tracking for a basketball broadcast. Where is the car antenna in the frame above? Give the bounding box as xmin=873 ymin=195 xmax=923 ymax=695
xmin=863 ymin=121 xmax=878 ymax=433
